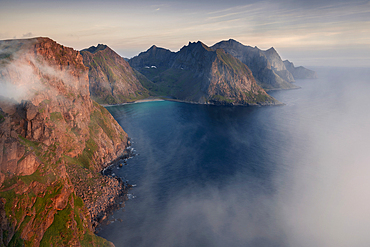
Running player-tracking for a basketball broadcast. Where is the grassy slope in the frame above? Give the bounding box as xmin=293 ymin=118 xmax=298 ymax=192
xmin=81 ymin=49 xmax=151 ymax=105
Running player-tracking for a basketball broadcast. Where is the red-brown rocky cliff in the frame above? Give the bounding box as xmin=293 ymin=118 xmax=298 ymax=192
xmin=0 ymin=37 xmax=129 ymax=246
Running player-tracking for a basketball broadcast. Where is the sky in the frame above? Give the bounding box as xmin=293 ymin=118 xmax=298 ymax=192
xmin=0 ymin=0 xmax=369 ymax=67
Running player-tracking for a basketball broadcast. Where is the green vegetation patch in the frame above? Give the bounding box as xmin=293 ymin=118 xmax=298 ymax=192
xmin=216 ymin=49 xmax=246 ymax=73
xmin=77 ymin=137 xmax=98 ymax=169
xmin=40 ymin=197 xmax=74 ymax=246
xmin=243 ymin=90 xmax=274 ymax=104
xmin=8 ymin=231 xmax=24 ymax=247
xmin=19 ymin=169 xmax=47 ymax=185
xmin=90 ymin=103 xmax=115 ymax=140
xmin=50 ymin=112 xmax=63 ymax=122
xmin=80 ymin=232 xmax=113 ymax=247
xmin=210 ymin=95 xmax=235 ymax=104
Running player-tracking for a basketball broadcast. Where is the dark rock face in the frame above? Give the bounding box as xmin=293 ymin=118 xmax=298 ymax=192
xmin=128 ymin=45 xmax=176 ymax=71
xmin=81 ymin=44 xmax=150 ymax=105
xmin=211 ymin=39 xmax=299 ymax=90
xmin=283 ymin=60 xmax=318 ymax=79
xmin=130 ymin=41 xmax=278 ymax=105
xmin=0 ymin=37 xmax=129 ymax=246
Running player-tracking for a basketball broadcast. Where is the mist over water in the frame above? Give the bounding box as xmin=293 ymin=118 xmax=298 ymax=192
xmin=99 ymin=67 xmax=370 ymax=247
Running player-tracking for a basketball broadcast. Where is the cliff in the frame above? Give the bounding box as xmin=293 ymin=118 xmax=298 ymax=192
xmin=211 ymin=39 xmax=299 ymax=90
xmin=263 ymin=47 xmax=295 ymax=83
xmin=283 ymin=60 xmax=318 ymax=79
xmin=80 ymin=44 xmax=150 ymax=104
xmin=129 ymin=41 xmax=278 ymax=105
xmin=0 ymin=37 xmax=130 ymax=246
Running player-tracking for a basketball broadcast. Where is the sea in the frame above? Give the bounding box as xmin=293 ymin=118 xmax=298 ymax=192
xmin=98 ymin=67 xmax=370 ymax=247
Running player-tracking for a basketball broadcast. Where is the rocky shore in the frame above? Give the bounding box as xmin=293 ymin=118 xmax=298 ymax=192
xmin=67 ymin=146 xmax=135 ymax=231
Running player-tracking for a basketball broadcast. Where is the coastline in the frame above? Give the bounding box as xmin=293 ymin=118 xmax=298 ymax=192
xmin=94 ymin=95 xmax=284 ymax=229
xmin=91 ymin=147 xmax=136 ymax=232
xmin=102 ymin=97 xmax=165 ymax=107
xmin=101 ymin=96 xmax=284 ymax=108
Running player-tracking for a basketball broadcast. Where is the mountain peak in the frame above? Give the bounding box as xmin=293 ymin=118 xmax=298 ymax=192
xmin=227 ymin=39 xmax=242 ymax=45
xmin=184 ymin=41 xmax=212 ymax=52
xmin=82 ymin=44 xmax=108 ymax=53
xmin=149 ymin=45 xmax=158 ymax=50
xmin=211 ymin=39 xmax=247 ymax=50
xmin=265 ymin=47 xmax=277 ymax=54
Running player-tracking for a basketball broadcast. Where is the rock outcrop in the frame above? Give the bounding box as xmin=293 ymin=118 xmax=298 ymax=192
xmin=0 ymin=37 xmax=129 ymax=246
xmin=80 ymin=44 xmax=151 ymax=105
xmin=129 ymin=41 xmax=279 ymax=105
xmin=211 ymin=39 xmax=299 ymax=90
xmin=283 ymin=60 xmax=318 ymax=79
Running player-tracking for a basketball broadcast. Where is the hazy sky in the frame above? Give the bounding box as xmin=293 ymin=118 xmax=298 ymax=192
xmin=1 ymin=0 xmax=369 ymax=67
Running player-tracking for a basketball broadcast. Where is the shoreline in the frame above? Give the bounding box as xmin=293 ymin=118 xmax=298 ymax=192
xmin=77 ymin=145 xmax=136 ymax=232
xmin=102 ymin=97 xmax=165 ymax=107
xmin=101 ymin=96 xmax=284 ymax=108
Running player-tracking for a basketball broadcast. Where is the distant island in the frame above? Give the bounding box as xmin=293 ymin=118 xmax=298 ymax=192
xmin=0 ymin=37 xmax=316 ymax=246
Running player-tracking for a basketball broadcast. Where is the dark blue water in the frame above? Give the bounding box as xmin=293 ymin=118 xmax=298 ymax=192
xmin=99 ymin=67 xmax=370 ymax=247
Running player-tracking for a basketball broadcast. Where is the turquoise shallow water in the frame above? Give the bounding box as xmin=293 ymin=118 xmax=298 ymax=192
xmin=99 ymin=67 xmax=370 ymax=247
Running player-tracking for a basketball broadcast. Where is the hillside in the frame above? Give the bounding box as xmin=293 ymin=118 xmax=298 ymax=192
xmin=80 ymin=44 xmax=151 ymax=104
xmin=129 ymin=41 xmax=279 ymax=105
xmin=211 ymin=39 xmax=299 ymax=90
xmin=0 ymin=37 xmax=130 ymax=246
xmin=283 ymin=60 xmax=318 ymax=79
xmin=263 ymin=47 xmax=295 ymax=83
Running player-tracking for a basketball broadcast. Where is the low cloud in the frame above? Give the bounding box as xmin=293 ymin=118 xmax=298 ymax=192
xmin=22 ymin=32 xmax=33 ymax=38
xmin=0 ymin=41 xmax=86 ymax=105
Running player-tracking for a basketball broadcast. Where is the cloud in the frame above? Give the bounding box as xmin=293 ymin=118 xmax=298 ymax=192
xmin=22 ymin=32 xmax=33 ymax=38
xmin=0 ymin=40 xmax=86 ymax=105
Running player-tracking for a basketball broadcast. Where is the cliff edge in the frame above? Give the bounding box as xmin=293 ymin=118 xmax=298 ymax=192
xmin=0 ymin=37 xmax=129 ymax=246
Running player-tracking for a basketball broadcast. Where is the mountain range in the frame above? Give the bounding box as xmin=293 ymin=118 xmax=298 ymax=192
xmin=129 ymin=41 xmax=278 ymax=105
xmin=211 ymin=39 xmax=316 ymax=89
xmin=0 ymin=37 xmax=316 ymax=246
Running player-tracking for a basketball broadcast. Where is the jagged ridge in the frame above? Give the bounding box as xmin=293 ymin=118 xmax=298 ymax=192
xmin=129 ymin=41 xmax=278 ymax=105
xmin=211 ymin=39 xmax=299 ymax=90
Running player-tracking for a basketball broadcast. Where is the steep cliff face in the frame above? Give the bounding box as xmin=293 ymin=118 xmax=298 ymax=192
xmin=0 ymin=37 xmax=129 ymax=246
xmin=211 ymin=39 xmax=299 ymax=90
xmin=130 ymin=41 xmax=278 ymax=105
xmin=283 ymin=60 xmax=318 ymax=79
xmin=263 ymin=47 xmax=295 ymax=83
xmin=80 ymin=44 xmax=150 ymax=104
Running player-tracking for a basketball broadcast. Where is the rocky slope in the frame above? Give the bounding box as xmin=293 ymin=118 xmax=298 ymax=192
xmin=129 ymin=41 xmax=278 ymax=105
xmin=80 ymin=44 xmax=150 ymax=105
xmin=262 ymin=47 xmax=295 ymax=83
xmin=0 ymin=37 xmax=130 ymax=246
xmin=283 ymin=60 xmax=318 ymax=79
xmin=211 ymin=39 xmax=299 ymax=90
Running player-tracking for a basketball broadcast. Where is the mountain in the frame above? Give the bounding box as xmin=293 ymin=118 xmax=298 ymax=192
xmin=262 ymin=47 xmax=295 ymax=83
xmin=211 ymin=39 xmax=299 ymax=90
xmin=80 ymin=44 xmax=150 ymax=104
xmin=0 ymin=37 xmax=130 ymax=246
xmin=129 ymin=41 xmax=278 ymax=106
xmin=283 ymin=60 xmax=318 ymax=79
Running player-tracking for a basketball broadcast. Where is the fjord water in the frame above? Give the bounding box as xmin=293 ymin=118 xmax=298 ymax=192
xmin=99 ymin=67 xmax=370 ymax=247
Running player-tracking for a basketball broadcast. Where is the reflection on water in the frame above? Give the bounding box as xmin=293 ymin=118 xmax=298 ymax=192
xmin=99 ymin=67 xmax=370 ymax=247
